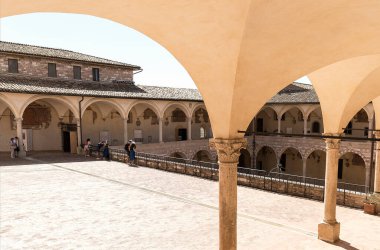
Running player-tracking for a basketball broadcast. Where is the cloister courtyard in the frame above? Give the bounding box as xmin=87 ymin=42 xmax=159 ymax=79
xmin=1 ymin=152 xmax=379 ymax=249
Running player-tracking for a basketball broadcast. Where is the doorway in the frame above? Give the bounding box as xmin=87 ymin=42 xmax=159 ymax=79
xmin=178 ymin=128 xmax=187 ymax=141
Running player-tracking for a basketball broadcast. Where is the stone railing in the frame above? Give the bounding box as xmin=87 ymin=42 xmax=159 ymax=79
xmin=109 ymin=149 xmax=368 ymax=210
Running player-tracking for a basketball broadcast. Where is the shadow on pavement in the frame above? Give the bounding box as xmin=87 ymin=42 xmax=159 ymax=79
xmin=0 ymin=151 xmax=101 ymax=167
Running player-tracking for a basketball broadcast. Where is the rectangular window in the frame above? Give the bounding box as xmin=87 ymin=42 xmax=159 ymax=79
xmin=48 ymin=63 xmax=57 ymax=77
xmin=8 ymin=59 xmax=19 ymax=73
xmin=73 ymin=66 xmax=81 ymax=80
xmin=92 ymin=68 xmax=100 ymax=81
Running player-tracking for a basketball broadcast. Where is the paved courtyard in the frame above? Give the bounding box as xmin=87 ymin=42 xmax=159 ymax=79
xmin=1 ymin=152 xmax=379 ymax=249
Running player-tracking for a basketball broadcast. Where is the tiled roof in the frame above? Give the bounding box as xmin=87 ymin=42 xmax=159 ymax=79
xmin=0 ymin=74 xmax=202 ymax=101
xmin=267 ymin=82 xmax=319 ymax=104
xmin=0 ymin=41 xmax=141 ymax=69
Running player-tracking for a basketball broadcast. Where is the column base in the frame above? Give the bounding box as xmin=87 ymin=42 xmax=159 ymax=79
xmin=18 ymin=151 xmax=27 ymax=158
xmin=318 ymin=222 xmax=340 ymax=243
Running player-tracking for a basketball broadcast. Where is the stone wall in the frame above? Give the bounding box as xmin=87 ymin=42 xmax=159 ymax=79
xmin=0 ymin=53 xmax=133 ymax=82
xmin=108 ymin=151 xmax=366 ymax=209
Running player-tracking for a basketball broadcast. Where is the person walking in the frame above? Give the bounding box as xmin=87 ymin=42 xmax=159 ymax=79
xmin=14 ymin=136 xmax=20 ymax=158
xmin=103 ymin=143 xmax=110 ymax=161
xmin=129 ymin=141 xmax=136 ymax=166
xmin=124 ymin=140 xmax=131 ymax=164
xmin=84 ymin=138 xmax=92 ymax=157
xmin=9 ymin=138 xmax=16 ymax=159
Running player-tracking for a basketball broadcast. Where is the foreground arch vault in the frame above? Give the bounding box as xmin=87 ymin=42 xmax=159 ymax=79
xmin=2 ymin=1 xmax=380 ymax=248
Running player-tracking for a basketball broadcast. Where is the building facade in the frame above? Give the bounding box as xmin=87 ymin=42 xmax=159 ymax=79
xmin=0 ymin=41 xmax=376 ymax=189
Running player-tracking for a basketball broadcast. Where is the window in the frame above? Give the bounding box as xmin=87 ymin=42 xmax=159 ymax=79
xmin=92 ymin=68 xmax=100 ymax=81
xmin=364 ymin=127 xmax=369 ymax=137
xmin=200 ymin=126 xmax=206 ymax=139
xmin=338 ymin=159 xmax=343 ymax=179
xmin=8 ymin=59 xmax=18 ymax=73
xmin=48 ymin=63 xmax=57 ymax=77
xmin=73 ymin=66 xmax=81 ymax=80
xmin=312 ymin=121 xmax=320 ymax=133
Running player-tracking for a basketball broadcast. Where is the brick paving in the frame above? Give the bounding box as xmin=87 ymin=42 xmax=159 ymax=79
xmin=0 ymin=152 xmax=379 ymax=249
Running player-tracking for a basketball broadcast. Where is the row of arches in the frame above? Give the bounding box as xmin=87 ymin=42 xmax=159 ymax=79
xmin=253 ymin=105 xmax=372 ymax=137
xmin=0 ymin=95 xmax=212 ymax=152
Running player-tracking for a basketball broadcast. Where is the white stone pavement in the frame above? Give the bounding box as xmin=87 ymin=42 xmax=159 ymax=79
xmin=0 ymin=153 xmax=379 ymax=249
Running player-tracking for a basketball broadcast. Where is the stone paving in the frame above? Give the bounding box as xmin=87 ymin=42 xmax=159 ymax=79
xmin=1 ymin=152 xmax=379 ymax=249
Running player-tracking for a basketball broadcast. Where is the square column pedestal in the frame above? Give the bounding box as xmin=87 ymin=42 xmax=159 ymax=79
xmin=318 ymin=222 xmax=340 ymax=242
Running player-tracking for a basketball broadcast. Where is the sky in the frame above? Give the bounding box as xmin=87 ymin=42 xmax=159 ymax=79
xmin=0 ymin=13 xmax=311 ymax=89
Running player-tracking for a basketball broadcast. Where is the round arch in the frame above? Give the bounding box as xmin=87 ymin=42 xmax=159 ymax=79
xmin=338 ymin=152 xmax=366 ymax=185
xmin=82 ymin=98 xmax=126 ymax=119
xmin=192 ymin=150 xmax=212 ymax=162
xmin=305 ymin=150 xmax=326 ymax=179
xmin=170 ymin=151 xmax=187 ymax=159
xmin=162 ymin=102 xmax=191 ymax=119
xmin=191 ymin=103 xmax=207 ymax=117
xmin=255 ymin=145 xmax=277 ymax=172
xmin=238 ymin=148 xmax=251 ymax=168
xmin=20 ymin=95 xmax=79 ymax=119
xmin=278 ymin=147 xmax=303 ymax=160
xmin=279 ymin=147 xmax=303 ymax=175
xmin=0 ymin=94 xmax=18 ymax=118
xmin=126 ymin=100 xmax=160 ymax=119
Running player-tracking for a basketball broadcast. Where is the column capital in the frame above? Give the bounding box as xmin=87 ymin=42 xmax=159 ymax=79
xmin=323 ymin=133 xmax=342 ymax=150
xmin=373 ymin=131 xmax=380 ymax=139
xmin=14 ymin=117 xmax=23 ymax=122
xmin=209 ymin=138 xmax=247 ymax=163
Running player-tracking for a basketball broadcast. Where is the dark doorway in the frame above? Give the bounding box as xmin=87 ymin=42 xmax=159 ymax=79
xmin=338 ymin=159 xmax=343 ymax=179
xmin=62 ymin=131 xmax=71 ymax=152
xmin=280 ymin=154 xmax=286 ymax=172
xmin=178 ymin=128 xmax=187 ymax=141
xmin=257 ymin=118 xmax=264 ymax=132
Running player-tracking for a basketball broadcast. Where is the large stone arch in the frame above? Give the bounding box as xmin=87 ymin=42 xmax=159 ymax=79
xmin=4 ymin=2 xmax=380 ymax=140
xmin=82 ymin=98 xmax=126 ymax=119
xmin=339 ymin=149 xmax=370 ymax=168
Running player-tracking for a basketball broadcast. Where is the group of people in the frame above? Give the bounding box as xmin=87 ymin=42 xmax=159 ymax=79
xmin=124 ymin=140 xmax=137 ymax=166
xmin=9 ymin=137 xmax=20 ymax=158
xmin=83 ymin=138 xmax=109 ymax=160
xmin=83 ymin=138 xmax=137 ymax=165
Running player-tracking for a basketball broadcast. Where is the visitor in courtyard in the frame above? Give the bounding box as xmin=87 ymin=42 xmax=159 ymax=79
xmin=96 ymin=140 xmax=105 ymax=159
xmin=129 ymin=141 xmax=136 ymax=166
xmin=14 ymin=136 xmax=20 ymax=158
xmin=103 ymin=143 xmax=110 ymax=161
xmin=84 ymin=138 xmax=92 ymax=157
xmin=124 ymin=140 xmax=131 ymax=163
xmin=9 ymin=138 xmax=16 ymax=159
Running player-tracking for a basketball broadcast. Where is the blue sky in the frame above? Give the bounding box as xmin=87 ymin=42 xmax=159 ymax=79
xmin=0 ymin=13 xmax=310 ymax=89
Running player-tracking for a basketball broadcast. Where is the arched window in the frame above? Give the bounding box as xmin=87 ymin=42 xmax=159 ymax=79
xmin=312 ymin=121 xmax=320 ymax=133
xmin=200 ymin=126 xmax=206 ymax=139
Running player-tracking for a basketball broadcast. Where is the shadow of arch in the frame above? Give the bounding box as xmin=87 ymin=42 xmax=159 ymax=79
xmin=170 ymin=151 xmax=186 ymax=159
xmin=279 ymin=147 xmax=303 ymax=175
xmin=255 ymin=146 xmax=276 ymax=172
xmin=338 ymin=152 xmax=366 ymax=186
xmin=192 ymin=150 xmax=212 ymax=162
xmin=306 ymin=150 xmax=326 ymax=179
xmin=238 ymin=148 xmax=251 ymax=168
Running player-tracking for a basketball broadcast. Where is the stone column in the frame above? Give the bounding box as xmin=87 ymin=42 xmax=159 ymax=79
xmin=302 ymin=158 xmax=307 ymax=180
xmin=374 ymin=132 xmax=380 ymax=193
xmin=15 ymin=118 xmax=26 ymax=157
xmin=277 ymin=116 xmax=281 ymax=134
xmin=187 ymin=117 xmax=192 ymax=140
xmin=123 ymin=118 xmax=129 ymax=144
xmin=365 ymin=166 xmax=371 ymax=194
xmin=368 ymin=118 xmax=373 ymax=138
xmin=210 ymin=138 xmax=247 ymax=250
xmin=76 ymin=118 xmax=81 ymax=147
xmin=159 ymin=118 xmax=163 ymax=143
xmin=304 ymin=114 xmax=308 ymax=135
xmin=318 ymin=135 xmax=341 ymax=243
